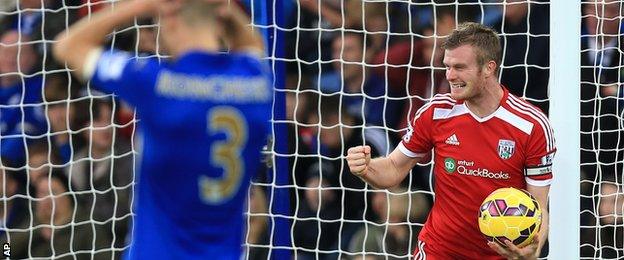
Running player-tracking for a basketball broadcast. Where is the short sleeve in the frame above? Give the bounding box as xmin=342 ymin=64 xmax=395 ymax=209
xmin=88 ymin=49 xmax=160 ymax=108
xmin=398 ymin=105 xmax=434 ymax=158
xmin=524 ymin=119 xmax=556 ymax=187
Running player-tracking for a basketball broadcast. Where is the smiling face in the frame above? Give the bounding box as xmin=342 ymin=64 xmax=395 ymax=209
xmin=443 ymin=44 xmax=487 ymax=101
xmin=440 ymin=23 xmax=501 ymax=101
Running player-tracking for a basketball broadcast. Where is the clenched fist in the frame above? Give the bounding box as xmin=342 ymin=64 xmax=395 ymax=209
xmin=346 ymin=145 xmax=371 ymax=176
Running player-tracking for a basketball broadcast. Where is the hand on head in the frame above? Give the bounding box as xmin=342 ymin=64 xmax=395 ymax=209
xmin=133 ymin=0 xmax=183 ymax=18
xmin=148 ymin=0 xmax=230 ymax=20
xmin=151 ymin=0 xmax=184 ymax=17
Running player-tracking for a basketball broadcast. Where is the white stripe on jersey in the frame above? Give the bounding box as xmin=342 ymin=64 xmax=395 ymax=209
xmin=433 ymin=104 xmax=470 ymax=120
xmin=433 ymin=108 xmax=452 ymax=119
xmin=507 ymin=95 xmax=555 ymax=150
xmin=526 ymin=177 xmax=552 ymax=187
xmin=494 ymin=107 xmax=534 ymax=135
xmin=433 ymin=105 xmax=471 ymax=120
xmin=413 ymin=94 xmax=456 ymax=117
xmin=397 ymin=142 xmax=427 ymax=158
xmin=445 ymin=104 xmax=471 ymax=119
xmin=506 ymin=99 xmax=551 ymax=151
xmin=433 ymin=93 xmax=455 ymax=101
xmin=508 ymin=95 xmax=555 ymax=145
xmin=508 ymin=95 xmax=551 ymax=126
xmin=505 ymin=98 xmax=554 ymax=152
xmin=413 ymin=100 xmax=456 ymax=124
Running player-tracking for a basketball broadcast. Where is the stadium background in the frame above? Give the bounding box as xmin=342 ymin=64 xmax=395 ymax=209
xmin=0 ymin=0 xmax=615 ymax=259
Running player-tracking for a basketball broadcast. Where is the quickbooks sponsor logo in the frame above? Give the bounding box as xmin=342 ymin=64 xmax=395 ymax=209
xmin=442 ymin=158 xmax=510 ymax=180
xmin=456 ymin=166 xmax=510 ymax=180
xmin=444 ymin=158 xmax=456 ymax=173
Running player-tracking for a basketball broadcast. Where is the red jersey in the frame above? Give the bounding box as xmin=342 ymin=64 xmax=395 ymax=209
xmin=401 ymin=87 xmax=555 ymax=259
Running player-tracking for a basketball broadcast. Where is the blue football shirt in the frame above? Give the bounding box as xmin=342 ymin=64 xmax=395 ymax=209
xmin=89 ymin=49 xmax=272 ymax=259
xmin=0 ymin=75 xmax=47 ymax=164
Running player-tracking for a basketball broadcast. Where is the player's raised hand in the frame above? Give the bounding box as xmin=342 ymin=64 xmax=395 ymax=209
xmin=119 ymin=0 xmax=181 ymax=18
xmin=346 ymin=145 xmax=371 ymax=177
xmin=152 ymin=0 xmax=184 ymax=17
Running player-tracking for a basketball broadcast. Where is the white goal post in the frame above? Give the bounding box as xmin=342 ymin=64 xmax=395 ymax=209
xmin=549 ymin=0 xmax=580 ymax=259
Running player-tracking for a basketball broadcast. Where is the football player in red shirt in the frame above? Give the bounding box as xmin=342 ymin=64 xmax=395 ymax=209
xmin=347 ymin=22 xmax=554 ymax=260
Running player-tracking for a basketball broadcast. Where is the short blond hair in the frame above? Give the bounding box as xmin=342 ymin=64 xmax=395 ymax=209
xmin=442 ymin=22 xmax=501 ymax=72
xmin=178 ymin=0 xmax=220 ymax=27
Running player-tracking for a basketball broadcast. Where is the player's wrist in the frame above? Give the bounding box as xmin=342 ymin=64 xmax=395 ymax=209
xmin=518 ymin=255 xmax=537 ymax=260
xmin=125 ymin=0 xmax=163 ymax=18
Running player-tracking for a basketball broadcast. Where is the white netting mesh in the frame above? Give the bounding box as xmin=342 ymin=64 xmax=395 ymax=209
xmin=580 ymin=0 xmax=624 ymax=259
xmin=1 ymin=1 xmax=137 ymax=259
xmin=0 ymin=0 xmax=593 ymax=259
xmin=246 ymin=0 xmax=553 ymax=259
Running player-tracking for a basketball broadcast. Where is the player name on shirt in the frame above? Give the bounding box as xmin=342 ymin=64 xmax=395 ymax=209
xmin=156 ymin=70 xmax=271 ymax=103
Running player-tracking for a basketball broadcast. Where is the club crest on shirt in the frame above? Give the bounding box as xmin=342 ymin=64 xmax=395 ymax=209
xmin=498 ymin=139 xmax=515 ymax=160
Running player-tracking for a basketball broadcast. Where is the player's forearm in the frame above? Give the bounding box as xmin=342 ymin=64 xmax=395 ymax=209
xmin=54 ymin=0 xmax=151 ymax=70
xmin=359 ymin=157 xmax=406 ymax=189
xmin=526 ymin=184 xmax=550 ymax=258
xmin=537 ymin=210 xmax=548 ymax=256
xmin=221 ymin=4 xmax=264 ymax=53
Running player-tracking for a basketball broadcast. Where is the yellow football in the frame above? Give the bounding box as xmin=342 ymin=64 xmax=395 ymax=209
xmin=478 ymin=187 xmax=542 ymax=247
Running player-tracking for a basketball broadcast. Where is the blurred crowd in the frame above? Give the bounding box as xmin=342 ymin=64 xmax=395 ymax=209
xmin=281 ymin=0 xmax=550 ymax=259
xmin=0 ymin=0 xmax=148 ymax=259
xmin=580 ymin=0 xmax=624 ymax=258
xmin=0 ymin=0 xmax=622 ymax=259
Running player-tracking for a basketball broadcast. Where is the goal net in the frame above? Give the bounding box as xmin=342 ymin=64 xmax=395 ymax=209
xmin=1 ymin=1 xmax=139 ymax=259
xmin=251 ymin=0 xmax=561 ymax=259
xmin=579 ymin=0 xmax=624 ymax=259
xmin=0 ymin=0 xmax=588 ymax=259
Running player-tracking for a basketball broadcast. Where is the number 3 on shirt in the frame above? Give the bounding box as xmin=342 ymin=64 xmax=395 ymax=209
xmin=199 ymin=106 xmax=248 ymax=204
